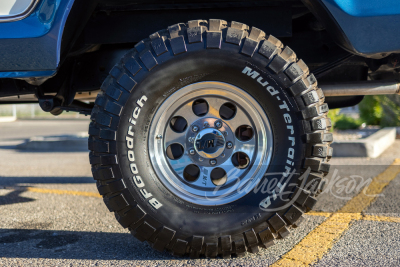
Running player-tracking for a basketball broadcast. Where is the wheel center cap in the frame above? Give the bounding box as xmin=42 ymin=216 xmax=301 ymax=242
xmin=194 ymin=128 xmax=225 ymax=158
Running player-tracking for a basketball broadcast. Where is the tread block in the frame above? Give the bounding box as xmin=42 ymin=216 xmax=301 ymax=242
xmin=99 ymin=129 xmax=116 ymax=141
xmin=205 ymin=242 xmax=218 ymax=258
xmin=209 ymin=19 xmax=224 ymax=31
xmin=285 ymin=62 xmax=304 ymax=81
xmin=268 ymin=213 xmax=287 ymax=232
xmin=220 ymin=235 xmax=232 ymax=252
xmin=305 ymin=196 xmax=317 ymax=210
xmin=307 ymin=73 xmax=318 ymax=86
xmin=116 ymin=205 xmax=146 ymax=228
xmin=284 ymin=205 xmax=303 ymax=224
xmin=117 ymin=73 xmax=137 ymax=93
xmin=189 ymin=235 xmax=204 ymax=258
xmin=151 ymin=36 xmax=168 ymax=56
xmin=139 ymin=50 xmax=158 ymax=71
xmin=134 ymin=221 xmax=156 ymax=242
xmin=257 ymin=227 xmax=275 ymax=248
xmin=301 ymin=90 xmax=319 ymax=106
xmin=172 ymin=239 xmax=188 ymax=256
xmin=187 ymin=26 xmax=203 ymax=43
xmin=269 ymin=54 xmax=288 ymax=74
xmin=93 ymin=139 xmax=110 ymax=153
xmin=89 ymin=152 xmax=100 ymax=165
xmin=123 ymin=57 xmax=142 ymax=76
xmin=324 ymin=133 xmax=333 ymax=143
xmin=104 ymin=100 xmax=122 ymax=116
xmin=168 ymin=24 xmax=181 ymax=38
xmin=231 ymin=21 xmax=249 ymax=30
xmin=244 ymin=229 xmax=259 ymax=253
xmin=312 ymin=144 xmax=329 ymax=158
xmin=101 ymin=154 xmax=118 ymax=165
xmin=269 ymin=46 xmax=296 ymax=73
xmin=233 ymin=238 xmax=247 ymax=257
xmin=316 ymin=87 xmax=325 ymax=99
xmin=104 ymin=84 xmax=123 ymax=101
xmin=92 ymin=166 xmax=114 ymax=181
xmin=248 ymin=26 xmax=265 ymax=41
xmin=105 ymin=193 xmax=128 ymax=212
xmin=153 ymin=227 xmax=175 ymax=252
xmin=206 ymin=31 xmax=222 ymax=49
xmin=311 ymin=118 xmax=327 ymax=131
xmin=306 ymin=132 xmax=333 ymax=144
xmin=109 ymin=66 xmax=123 ymax=79
xmin=169 ymin=36 xmax=187 ymax=55
xmin=88 ymin=122 xmax=100 ymax=136
xmin=304 ymin=158 xmax=330 ymax=174
xmin=244 ymin=229 xmax=258 ymax=247
xmin=289 ymin=77 xmax=311 ymax=96
xmin=134 ymin=41 xmax=146 ymax=53
xmin=94 ymin=112 xmax=112 ymax=127
xmin=258 ymin=37 xmax=281 ymax=59
xmin=305 ymin=172 xmax=323 ymax=190
xmin=94 ymin=94 xmax=106 ymax=108
xmin=306 ymin=132 xmax=325 ymax=143
xmin=98 ymin=179 xmax=126 ymax=195
xmin=292 ymin=186 xmax=310 ymax=206
xmin=226 ymin=27 xmax=245 ymax=45
xmin=301 ymin=103 xmax=328 ymax=119
xmin=241 ymin=38 xmax=259 ymax=57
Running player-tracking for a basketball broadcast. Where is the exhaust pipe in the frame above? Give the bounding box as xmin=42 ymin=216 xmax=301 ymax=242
xmin=320 ymin=80 xmax=400 ymax=97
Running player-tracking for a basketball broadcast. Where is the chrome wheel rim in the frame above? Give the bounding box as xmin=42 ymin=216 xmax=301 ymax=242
xmin=149 ymin=81 xmax=273 ymax=205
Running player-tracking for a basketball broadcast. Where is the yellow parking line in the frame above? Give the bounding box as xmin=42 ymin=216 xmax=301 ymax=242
xmin=26 ymin=187 xmax=101 ymax=198
xmin=362 ymin=214 xmax=400 ymax=223
xmin=273 ymin=158 xmax=400 ymax=266
xmin=307 ymin=212 xmax=400 ymax=223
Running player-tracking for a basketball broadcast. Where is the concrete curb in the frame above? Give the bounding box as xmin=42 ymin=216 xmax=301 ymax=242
xmin=332 ymin=127 xmax=396 ymax=158
xmin=16 ymin=133 xmax=88 ymax=151
xmin=0 ymin=116 xmax=16 ymax=122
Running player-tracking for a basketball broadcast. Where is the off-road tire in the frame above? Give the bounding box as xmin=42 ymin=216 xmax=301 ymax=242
xmin=88 ymin=19 xmax=332 ymax=258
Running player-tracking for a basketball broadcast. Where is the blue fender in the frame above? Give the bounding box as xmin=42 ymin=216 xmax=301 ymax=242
xmin=0 ymin=0 xmax=75 ymax=78
xmin=322 ymin=0 xmax=400 ymax=57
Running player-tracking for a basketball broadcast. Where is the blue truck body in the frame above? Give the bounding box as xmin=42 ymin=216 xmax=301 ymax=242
xmin=0 ymin=0 xmax=400 ymax=79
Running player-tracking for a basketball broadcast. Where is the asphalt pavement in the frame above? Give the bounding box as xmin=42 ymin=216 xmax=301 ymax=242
xmin=1 ymin=120 xmax=400 ymax=266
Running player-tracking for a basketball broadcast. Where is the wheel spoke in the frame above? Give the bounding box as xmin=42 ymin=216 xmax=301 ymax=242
xmin=202 ymin=97 xmax=225 ymax=118
xmin=164 ymin=124 xmax=187 ymax=147
xmin=224 ymin=107 xmax=252 ymax=132
xmin=233 ymin=138 xmax=257 ymax=162
xmin=173 ymin=101 xmax=200 ymax=124
xmin=167 ymin=154 xmax=193 ymax=176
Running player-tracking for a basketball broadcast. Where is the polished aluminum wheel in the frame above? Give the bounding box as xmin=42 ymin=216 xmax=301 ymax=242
xmin=149 ymin=82 xmax=273 ymax=205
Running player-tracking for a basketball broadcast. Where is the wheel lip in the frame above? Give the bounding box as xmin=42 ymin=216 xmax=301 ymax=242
xmin=148 ymin=81 xmax=273 ymax=206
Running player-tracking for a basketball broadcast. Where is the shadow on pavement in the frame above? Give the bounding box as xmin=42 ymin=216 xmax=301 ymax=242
xmin=0 ymin=177 xmax=95 ymax=206
xmin=0 ymin=188 xmax=35 ymax=206
xmin=0 ymin=228 xmax=177 ymax=261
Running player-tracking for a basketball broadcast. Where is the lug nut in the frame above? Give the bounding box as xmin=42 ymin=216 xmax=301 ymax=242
xmin=156 ymin=134 xmax=162 ymax=139
xmin=204 ymin=122 xmax=210 ymax=128
xmin=215 ymin=121 xmax=222 ymax=128
xmin=226 ymin=141 xmax=233 ymax=149
xmin=199 ymin=157 xmax=204 ymax=162
xmin=192 ymin=125 xmax=199 ymax=132
xmin=189 ymin=149 xmax=195 ymax=155
xmin=210 ymin=159 xmax=217 ymax=165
